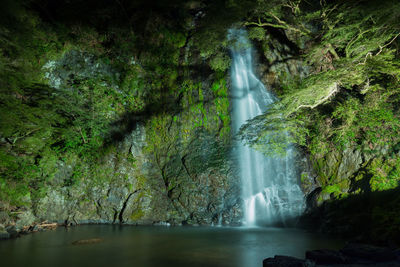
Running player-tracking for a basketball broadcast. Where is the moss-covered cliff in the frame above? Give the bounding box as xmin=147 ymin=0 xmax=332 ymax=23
xmin=0 ymin=0 xmax=250 ymax=229
xmin=1 ymin=0 xmax=400 ymax=243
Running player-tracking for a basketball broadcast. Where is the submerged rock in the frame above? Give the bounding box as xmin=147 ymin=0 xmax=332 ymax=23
xmin=263 ymin=255 xmax=314 ymax=267
xmin=72 ymin=238 xmax=103 ymax=245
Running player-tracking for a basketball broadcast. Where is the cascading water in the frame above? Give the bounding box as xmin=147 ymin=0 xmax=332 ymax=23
xmin=228 ymin=29 xmax=304 ymax=226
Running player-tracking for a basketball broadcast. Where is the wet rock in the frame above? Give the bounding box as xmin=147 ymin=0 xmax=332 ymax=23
xmin=305 ymin=249 xmax=346 ymax=264
xmin=16 ymin=210 xmax=36 ymax=231
xmin=263 ymin=255 xmax=314 ymax=267
xmin=0 ymin=224 xmax=10 ymax=239
xmin=6 ymin=225 xmax=18 ymax=238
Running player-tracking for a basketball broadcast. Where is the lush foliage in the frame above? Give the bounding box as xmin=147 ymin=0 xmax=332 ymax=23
xmin=0 ymin=1 xmax=234 ymax=210
xmin=0 ymin=10 xmax=142 ymax=206
xmin=241 ymin=0 xmax=400 ymax=194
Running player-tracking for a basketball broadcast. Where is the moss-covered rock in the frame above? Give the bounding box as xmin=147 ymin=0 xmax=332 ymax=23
xmin=0 ymin=1 xmax=243 ymax=229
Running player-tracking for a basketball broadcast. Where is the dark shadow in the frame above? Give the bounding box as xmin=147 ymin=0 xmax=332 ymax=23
xmin=103 ymin=84 xmax=218 ymax=146
xmin=29 ymin=0 xmax=190 ymax=32
xmin=299 ymin=185 xmax=400 ymax=245
xmin=105 ymin=92 xmax=182 ymax=144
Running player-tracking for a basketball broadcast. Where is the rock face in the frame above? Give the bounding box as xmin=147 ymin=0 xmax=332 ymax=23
xmin=30 ymin=121 xmax=240 ymax=227
xmin=43 ymin=50 xmax=117 ymax=91
xmin=0 ymin=45 xmax=241 ymax=232
xmin=310 ymin=147 xmax=364 ymax=204
xmin=298 ymin=142 xmax=400 ymax=242
xmin=1 ymin=4 xmax=322 ymax=234
xmin=252 ymin=29 xmax=310 ymax=97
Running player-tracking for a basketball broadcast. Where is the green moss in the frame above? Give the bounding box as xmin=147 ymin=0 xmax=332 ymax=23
xmin=248 ymin=27 xmax=266 ymax=41
xmin=211 ymin=78 xmax=231 ymax=142
xmin=209 ymin=53 xmax=231 ymax=72
xmin=322 ymin=184 xmax=340 ymax=195
xmin=130 ymin=209 xmax=145 ymax=221
xmin=320 ymin=180 xmax=349 ymax=199
xmin=369 ymin=157 xmax=400 ymax=191
xmin=241 ymin=0 xmax=400 ymax=156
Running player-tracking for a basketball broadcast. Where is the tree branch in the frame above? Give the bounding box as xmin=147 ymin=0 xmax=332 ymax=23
xmin=292 ymin=83 xmax=339 ymax=115
xmin=245 ymin=13 xmax=311 ymax=36
xmin=376 ymin=32 xmax=400 ymax=56
xmin=244 ymin=21 xmax=288 ymax=31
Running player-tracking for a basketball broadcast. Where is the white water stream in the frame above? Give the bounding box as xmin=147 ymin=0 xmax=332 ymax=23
xmin=229 ymin=29 xmax=304 ymax=226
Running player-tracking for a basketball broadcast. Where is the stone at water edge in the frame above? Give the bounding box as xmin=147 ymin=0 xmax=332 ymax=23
xmin=5 ymin=225 xmax=18 ymax=238
xmin=0 ymin=224 xmax=10 ymax=239
xmin=72 ymin=238 xmax=103 ymax=245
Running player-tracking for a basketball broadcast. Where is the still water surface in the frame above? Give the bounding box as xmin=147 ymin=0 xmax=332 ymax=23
xmin=0 ymin=225 xmax=343 ymax=267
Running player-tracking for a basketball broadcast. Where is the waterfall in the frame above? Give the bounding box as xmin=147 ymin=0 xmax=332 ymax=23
xmin=228 ymin=29 xmax=304 ymax=226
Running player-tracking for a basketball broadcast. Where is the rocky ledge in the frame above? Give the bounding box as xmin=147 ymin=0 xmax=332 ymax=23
xmin=0 ymin=222 xmax=58 ymax=240
xmin=263 ymin=243 xmax=400 ymax=267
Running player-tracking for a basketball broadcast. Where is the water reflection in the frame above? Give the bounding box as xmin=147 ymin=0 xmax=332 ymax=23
xmin=0 ymin=225 xmax=343 ymax=267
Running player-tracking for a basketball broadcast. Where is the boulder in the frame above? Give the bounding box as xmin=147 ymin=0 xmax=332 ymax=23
xmin=15 ymin=210 xmax=36 ymax=231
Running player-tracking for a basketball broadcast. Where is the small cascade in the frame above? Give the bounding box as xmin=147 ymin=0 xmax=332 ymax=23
xmin=217 ymin=213 xmax=223 ymax=227
xmin=228 ymin=28 xmax=304 ymax=226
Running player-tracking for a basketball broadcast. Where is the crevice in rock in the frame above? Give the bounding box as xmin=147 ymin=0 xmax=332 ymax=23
xmin=112 ymin=209 xmax=118 ymax=224
xmin=118 ymin=189 xmax=141 ymax=224
xmin=181 ymin=155 xmax=192 ymax=179
xmin=268 ymin=56 xmax=302 ymax=67
xmin=95 ymin=199 xmax=103 ymax=219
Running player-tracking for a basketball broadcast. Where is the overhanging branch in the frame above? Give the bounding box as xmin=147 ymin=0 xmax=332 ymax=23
xmin=292 ymin=82 xmax=339 ymax=114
